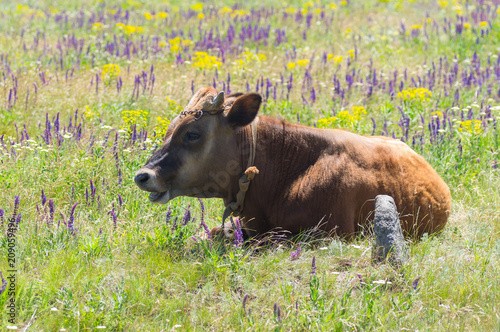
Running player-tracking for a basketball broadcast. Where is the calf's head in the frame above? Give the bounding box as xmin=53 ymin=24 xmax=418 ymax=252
xmin=134 ymin=87 xmax=261 ymax=204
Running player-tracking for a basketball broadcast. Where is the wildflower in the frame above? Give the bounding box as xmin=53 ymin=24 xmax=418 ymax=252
xmin=190 ymin=3 xmax=203 ymax=12
xmin=41 ymin=189 xmax=47 ymax=206
xmin=493 ymin=160 xmax=498 ymax=169
xmin=48 ymin=199 xmax=54 ymax=224
xmin=192 ymin=52 xmax=222 ymax=70
xmin=165 ymin=207 xmax=172 ymax=224
xmin=158 ymin=41 xmax=167 ymax=48
xmin=458 ymin=120 xmax=483 ymax=134
xmin=438 ymin=0 xmax=448 ymax=7
xmin=296 ymin=59 xmax=310 ymax=66
xmin=92 ymin=22 xmax=104 ymax=31
xmin=157 ymin=12 xmax=168 ymax=19
xmin=273 ymin=303 xmax=282 ymax=321
xmin=197 ymin=13 xmax=205 ymax=19
xmin=411 ymin=24 xmax=423 ymax=30
xmin=332 ymin=55 xmax=343 ymax=65
xmin=311 ymin=256 xmax=316 ymax=274
xmin=290 ymin=242 xmax=302 ymax=260
xmin=68 ymin=202 xmax=78 ymax=234
xmin=242 ymin=294 xmax=248 ymax=310
xmin=479 ymin=21 xmax=488 ymax=27
xmin=108 ymin=208 xmax=117 ymax=230
xmin=0 ymin=272 xmax=7 ymax=296
xmin=412 ymin=277 xmax=420 ymax=290
xmin=12 ymin=196 xmax=20 ymax=220
xmin=287 ymin=62 xmax=296 ymax=69
xmin=102 ymin=64 xmax=121 ymax=82
xmin=0 ymin=209 xmax=4 ymax=228
xmin=144 ymin=12 xmax=153 ymax=20
xmin=285 ymin=7 xmax=297 ymax=14
xmin=118 ymin=194 xmax=123 ymax=206
xmin=397 ymin=88 xmax=432 ymax=102
xmin=348 ymin=49 xmax=355 ymax=58
xmin=233 ymin=217 xmax=244 ymax=247
xmin=317 ymin=116 xmax=337 ymax=128
xmin=463 ymin=23 xmax=470 ymax=29
xmin=16 ymin=213 xmax=21 ymax=225
xmin=182 ymin=204 xmax=191 ymax=225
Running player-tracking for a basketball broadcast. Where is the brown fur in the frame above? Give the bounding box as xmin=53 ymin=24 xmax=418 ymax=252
xmin=135 ymin=88 xmax=451 ymax=239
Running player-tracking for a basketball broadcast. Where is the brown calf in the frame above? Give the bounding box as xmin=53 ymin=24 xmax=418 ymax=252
xmin=134 ymin=88 xmax=451 ymax=239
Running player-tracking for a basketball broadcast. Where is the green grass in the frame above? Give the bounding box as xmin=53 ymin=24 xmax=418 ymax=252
xmin=0 ymin=0 xmax=500 ymax=330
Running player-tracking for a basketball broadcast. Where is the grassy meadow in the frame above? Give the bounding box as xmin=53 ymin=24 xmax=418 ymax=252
xmin=0 ymin=0 xmax=500 ymax=330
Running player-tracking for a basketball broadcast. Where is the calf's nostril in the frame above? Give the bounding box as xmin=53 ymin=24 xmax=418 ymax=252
xmin=134 ymin=172 xmax=150 ymax=185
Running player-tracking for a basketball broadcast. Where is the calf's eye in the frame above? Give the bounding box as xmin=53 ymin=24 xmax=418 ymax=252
xmin=184 ymin=132 xmax=200 ymax=141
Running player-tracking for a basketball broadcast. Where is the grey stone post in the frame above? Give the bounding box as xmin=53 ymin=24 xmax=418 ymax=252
xmin=372 ymin=195 xmax=408 ymax=266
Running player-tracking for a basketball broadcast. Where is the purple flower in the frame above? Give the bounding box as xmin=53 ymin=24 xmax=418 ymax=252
xmin=48 ymin=199 xmax=54 ymax=225
xmin=0 ymin=272 xmax=7 ymax=296
xmin=108 ymin=208 xmax=117 ymax=230
xmin=290 ymin=242 xmax=302 ymax=260
xmin=0 ymin=209 xmax=4 ymax=228
xmin=412 ymin=277 xmax=420 ymax=290
xmin=233 ymin=217 xmax=244 ymax=247
xmin=165 ymin=206 xmax=172 ymax=224
xmin=311 ymin=256 xmax=316 ymax=274
xmin=41 ymin=189 xmax=47 ymax=206
xmin=118 ymin=194 xmax=124 ymax=206
xmin=98 ymin=227 xmax=103 ymax=236
xmin=200 ymin=219 xmax=212 ymax=240
xmin=273 ymin=302 xmax=281 ymax=321
xmin=242 ymin=294 xmax=248 ymax=311
xmin=493 ymin=160 xmax=498 ymax=169
xmin=68 ymin=202 xmax=78 ymax=234
xmin=198 ymin=198 xmax=205 ymax=225
xmin=12 ymin=196 xmax=19 ymax=220
xmin=15 ymin=213 xmax=21 ymax=225
xmin=182 ymin=204 xmax=191 ymax=225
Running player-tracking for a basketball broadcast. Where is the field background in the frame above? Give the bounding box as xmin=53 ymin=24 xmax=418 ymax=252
xmin=0 ymin=0 xmax=499 ymax=330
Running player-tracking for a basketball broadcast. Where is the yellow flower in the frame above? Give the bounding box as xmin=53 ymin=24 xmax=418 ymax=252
xmin=84 ymin=106 xmax=100 ymax=122
xmin=397 ymin=88 xmax=432 ymax=102
xmin=220 ymin=6 xmax=233 ymax=14
xmin=157 ymin=12 xmax=168 ymax=19
xmin=332 ymin=55 xmax=343 ymax=65
xmin=116 ymin=23 xmax=143 ymax=35
xmin=296 ymin=59 xmax=310 ymax=66
xmin=287 ymin=62 xmax=296 ymax=69
xmin=153 ymin=117 xmax=171 ymax=143
xmin=463 ymin=23 xmax=470 ymax=29
xmin=285 ymin=8 xmax=297 ymax=14
xmin=190 ymin=3 xmax=203 ymax=12
xmin=317 ymin=116 xmax=337 ymax=128
xmin=329 ymin=4 xmax=337 ymax=10
xmin=348 ymin=49 xmax=355 ymax=58
xmin=438 ymin=0 xmax=448 ymax=7
xmin=411 ymin=24 xmax=423 ymax=30
xmin=479 ymin=21 xmax=488 ymax=27
xmin=158 ymin=41 xmax=167 ymax=48
xmin=192 ymin=52 xmax=222 ymax=69
xmin=231 ymin=10 xmax=249 ymax=17
xmin=431 ymin=111 xmax=443 ymax=117
xmin=198 ymin=13 xmax=205 ymax=19
xmin=102 ymin=64 xmax=121 ymax=81
xmin=458 ymin=120 xmax=483 ymax=134
xmin=121 ymin=110 xmax=150 ymax=133
xmin=344 ymin=28 xmax=352 ymax=34
xmin=144 ymin=12 xmax=153 ymax=20
xmin=341 ymin=0 xmax=348 ymax=6
xmin=92 ymin=22 xmax=104 ymax=31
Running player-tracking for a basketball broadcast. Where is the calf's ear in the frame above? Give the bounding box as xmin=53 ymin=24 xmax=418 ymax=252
xmin=226 ymin=93 xmax=262 ymax=127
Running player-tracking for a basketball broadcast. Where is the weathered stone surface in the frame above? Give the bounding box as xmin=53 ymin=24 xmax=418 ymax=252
xmin=372 ymin=195 xmax=408 ymax=266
